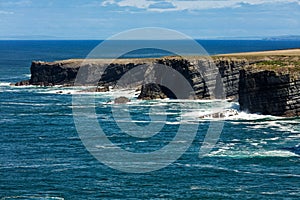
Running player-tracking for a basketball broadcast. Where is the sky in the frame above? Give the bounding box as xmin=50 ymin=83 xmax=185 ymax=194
xmin=0 ymin=0 xmax=300 ymax=39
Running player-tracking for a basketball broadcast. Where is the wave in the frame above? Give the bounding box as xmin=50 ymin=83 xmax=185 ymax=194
xmin=1 ymin=83 xmax=299 ymax=125
xmin=208 ymin=149 xmax=299 ymax=158
xmin=1 ymin=196 xmax=64 ymax=200
xmin=0 ymin=82 xmax=12 ymax=86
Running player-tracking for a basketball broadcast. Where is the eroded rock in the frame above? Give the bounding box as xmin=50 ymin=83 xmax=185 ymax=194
xmin=114 ymin=96 xmax=130 ymax=104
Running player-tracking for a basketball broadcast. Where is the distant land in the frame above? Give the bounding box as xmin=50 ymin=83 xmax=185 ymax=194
xmin=1 ymin=35 xmax=300 ymax=41
xmin=263 ymin=35 xmax=300 ymax=41
xmin=0 ymin=35 xmax=63 ymax=40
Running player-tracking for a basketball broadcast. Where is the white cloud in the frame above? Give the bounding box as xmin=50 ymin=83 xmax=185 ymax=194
xmin=102 ymin=0 xmax=153 ymax=9
xmin=101 ymin=0 xmax=300 ymax=12
xmin=0 ymin=0 xmax=32 ymax=7
xmin=0 ymin=10 xmax=14 ymax=15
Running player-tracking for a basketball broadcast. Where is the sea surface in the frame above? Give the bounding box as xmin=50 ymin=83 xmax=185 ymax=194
xmin=1 ymin=40 xmax=300 ymax=199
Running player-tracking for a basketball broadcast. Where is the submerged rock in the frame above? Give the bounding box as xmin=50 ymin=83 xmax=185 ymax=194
xmin=114 ymin=96 xmax=130 ymax=104
xmin=14 ymin=80 xmax=30 ymax=86
xmin=199 ymin=109 xmax=239 ymax=119
xmin=81 ymin=86 xmax=109 ymax=93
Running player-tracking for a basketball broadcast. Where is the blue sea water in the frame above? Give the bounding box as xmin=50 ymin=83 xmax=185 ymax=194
xmin=0 ymin=40 xmax=300 ymax=199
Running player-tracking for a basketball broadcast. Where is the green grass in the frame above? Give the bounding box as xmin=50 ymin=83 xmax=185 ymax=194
xmin=256 ymin=60 xmax=287 ymax=67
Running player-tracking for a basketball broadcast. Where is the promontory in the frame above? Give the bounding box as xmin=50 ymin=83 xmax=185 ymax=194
xmin=15 ymin=49 xmax=300 ymax=117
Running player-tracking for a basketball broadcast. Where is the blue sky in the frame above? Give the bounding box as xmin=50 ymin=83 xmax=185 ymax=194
xmin=0 ymin=0 xmax=299 ymax=39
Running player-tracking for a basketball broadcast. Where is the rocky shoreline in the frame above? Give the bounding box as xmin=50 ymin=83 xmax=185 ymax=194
xmin=14 ymin=49 xmax=300 ymax=117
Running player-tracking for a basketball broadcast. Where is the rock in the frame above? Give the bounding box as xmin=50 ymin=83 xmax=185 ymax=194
xmin=21 ymin=57 xmax=244 ymax=100
xmin=200 ymin=109 xmax=239 ymax=119
xmin=114 ymin=96 xmax=130 ymax=104
xmin=14 ymin=80 xmax=30 ymax=86
xmin=135 ymin=86 xmax=141 ymax=92
xmin=81 ymin=86 xmax=109 ymax=93
xmin=28 ymin=60 xmax=140 ymax=87
xmin=138 ymin=83 xmax=177 ymax=100
xmin=29 ymin=60 xmax=80 ymax=86
xmin=13 ymin=53 xmax=300 ymax=117
xmin=62 ymin=84 xmax=73 ymax=87
xmin=238 ymin=70 xmax=299 ymax=116
xmin=95 ymin=86 xmax=109 ymax=92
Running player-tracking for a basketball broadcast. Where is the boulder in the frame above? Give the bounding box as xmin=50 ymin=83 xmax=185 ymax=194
xmin=138 ymin=83 xmax=177 ymax=100
xmin=14 ymin=80 xmax=30 ymax=86
xmin=114 ymin=96 xmax=130 ymax=104
xmin=200 ymin=109 xmax=239 ymax=119
xmin=81 ymin=86 xmax=109 ymax=93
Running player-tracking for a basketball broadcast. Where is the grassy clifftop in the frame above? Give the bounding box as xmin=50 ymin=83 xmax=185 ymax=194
xmin=214 ymin=49 xmax=300 ymax=78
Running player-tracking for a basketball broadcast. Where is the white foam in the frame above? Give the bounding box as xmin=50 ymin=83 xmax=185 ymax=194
xmin=165 ymin=121 xmax=180 ymax=125
xmin=0 ymin=82 xmax=12 ymax=86
xmin=41 ymin=89 xmax=80 ymax=95
xmin=229 ymin=111 xmax=278 ymax=120
xmin=95 ymin=145 xmax=119 ymax=149
xmin=103 ymin=88 xmax=136 ymax=98
xmin=160 ymin=98 xmax=228 ymax=103
xmin=254 ymin=150 xmax=299 ymax=157
xmin=208 ymin=149 xmax=299 ymax=158
xmin=1 ymin=196 xmax=64 ymax=200
xmin=287 ymin=134 xmax=300 ymax=139
xmin=265 ymin=137 xmax=281 ymax=141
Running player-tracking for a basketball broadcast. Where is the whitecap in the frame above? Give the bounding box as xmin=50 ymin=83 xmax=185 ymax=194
xmin=95 ymin=145 xmax=119 ymax=149
xmin=208 ymin=149 xmax=299 ymax=158
xmin=1 ymin=196 xmax=64 ymax=200
xmin=0 ymin=82 xmax=12 ymax=86
xmin=165 ymin=121 xmax=180 ymax=125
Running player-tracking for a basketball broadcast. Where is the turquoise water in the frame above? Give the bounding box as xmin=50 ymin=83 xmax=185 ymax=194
xmin=1 ymin=40 xmax=300 ymax=199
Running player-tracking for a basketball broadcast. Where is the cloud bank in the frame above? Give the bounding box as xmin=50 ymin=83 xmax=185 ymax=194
xmin=102 ymin=0 xmax=300 ymax=12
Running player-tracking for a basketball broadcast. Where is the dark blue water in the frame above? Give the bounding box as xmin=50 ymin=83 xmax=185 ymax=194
xmin=1 ymin=40 xmax=300 ymax=199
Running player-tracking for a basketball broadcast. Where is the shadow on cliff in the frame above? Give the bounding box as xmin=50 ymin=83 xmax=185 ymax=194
xmin=239 ymin=70 xmax=291 ymax=116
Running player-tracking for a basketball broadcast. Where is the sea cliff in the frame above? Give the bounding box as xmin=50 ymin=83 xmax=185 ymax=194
xmin=15 ymin=49 xmax=300 ymax=117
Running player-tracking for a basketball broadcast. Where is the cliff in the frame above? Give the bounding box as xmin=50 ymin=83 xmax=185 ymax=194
xmin=23 ymin=57 xmax=244 ymax=99
xmin=239 ymin=70 xmax=300 ymax=117
xmin=15 ymin=49 xmax=300 ymax=117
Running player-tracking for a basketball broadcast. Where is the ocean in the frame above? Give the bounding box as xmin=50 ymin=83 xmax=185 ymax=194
xmin=0 ymin=40 xmax=300 ymax=199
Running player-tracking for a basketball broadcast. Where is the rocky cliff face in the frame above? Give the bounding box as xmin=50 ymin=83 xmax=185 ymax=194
xmin=29 ymin=61 xmax=80 ymax=86
xmin=239 ymin=70 xmax=300 ymax=117
xmin=15 ymin=51 xmax=300 ymax=117
xmin=137 ymin=57 xmax=246 ymax=100
xmin=24 ymin=57 xmax=246 ymax=99
xmin=28 ymin=60 xmax=142 ymax=86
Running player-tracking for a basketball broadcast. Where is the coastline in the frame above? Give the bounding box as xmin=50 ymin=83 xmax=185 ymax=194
xmin=12 ymin=48 xmax=300 ymax=117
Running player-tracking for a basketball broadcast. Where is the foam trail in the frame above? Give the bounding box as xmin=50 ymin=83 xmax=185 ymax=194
xmin=23 ymin=74 xmax=31 ymax=78
xmin=209 ymin=149 xmax=300 ymax=158
xmin=0 ymin=82 xmax=12 ymax=86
